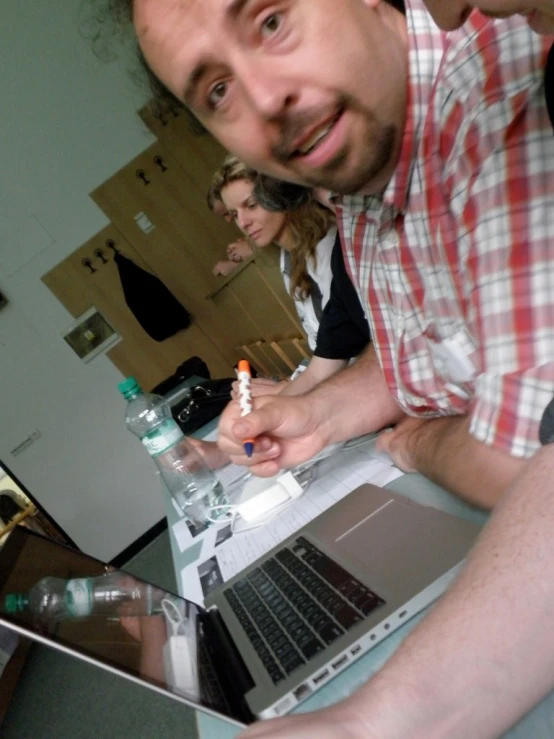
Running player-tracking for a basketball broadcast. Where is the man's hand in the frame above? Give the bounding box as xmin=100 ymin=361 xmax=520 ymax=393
xmin=239 ymin=696 xmax=379 ymax=739
xmin=216 ymin=395 xmax=331 ymax=476
xmin=231 ymin=377 xmax=288 ymax=400
xmin=375 ymin=416 xmax=426 ymax=472
xmin=378 ymin=414 xmax=527 ymax=508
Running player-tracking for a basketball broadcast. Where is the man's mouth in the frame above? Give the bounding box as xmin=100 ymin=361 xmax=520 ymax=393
xmin=291 ymin=110 xmax=344 ymax=158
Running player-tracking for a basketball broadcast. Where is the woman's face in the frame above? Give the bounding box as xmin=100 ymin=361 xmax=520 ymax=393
xmin=221 ymin=179 xmax=287 ymax=247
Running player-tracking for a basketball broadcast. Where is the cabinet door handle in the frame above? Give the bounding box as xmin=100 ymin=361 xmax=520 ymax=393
xmin=105 ymin=239 xmax=120 ymax=254
xmin=154 ymin=111 xmax=168 ymax=126
xmin=93 ymin=248 xmax=108 ymax=264
xmin=153 ymin=155 xmax=168 ymax=172
xmin=136 ymin=169 xmax=151 ymax=185
xmin=82 ymin=258 xmax=97 ymax=274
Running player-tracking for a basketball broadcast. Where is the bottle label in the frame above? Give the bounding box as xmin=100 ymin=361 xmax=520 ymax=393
xmin=142 ymin=419 xmax=184 ymax=457
xmin=66 ymin=579 xmax=93 ymax=618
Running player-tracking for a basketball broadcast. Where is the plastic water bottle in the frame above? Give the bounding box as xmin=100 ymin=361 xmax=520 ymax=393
xmin=3 ymin=572 xmax=167 ymax=623
xmin=117 ymin=377 xmax=229 ymax=527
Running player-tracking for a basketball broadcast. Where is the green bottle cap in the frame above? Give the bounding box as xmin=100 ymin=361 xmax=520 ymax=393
xmin=4 ymin=594 xmax=28 ymax=613
xmin=117 ymin=377 xmax=142 ymax=399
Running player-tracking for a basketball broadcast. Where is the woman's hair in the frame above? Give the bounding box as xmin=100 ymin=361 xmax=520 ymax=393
xmin=211 ymin=156 xmax=335 ymax=301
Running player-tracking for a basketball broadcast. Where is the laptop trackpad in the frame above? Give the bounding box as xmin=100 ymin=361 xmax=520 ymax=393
xmin=336 ymin=500 xmax=426 ymax=566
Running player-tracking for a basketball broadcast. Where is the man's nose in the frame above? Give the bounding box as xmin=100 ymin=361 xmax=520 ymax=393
xmin=237 ymin=59 xmax=297 ymax=120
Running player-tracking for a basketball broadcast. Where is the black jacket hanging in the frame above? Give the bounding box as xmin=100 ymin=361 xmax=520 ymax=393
xmin=114 ymin=252 xmax=191 ymax=342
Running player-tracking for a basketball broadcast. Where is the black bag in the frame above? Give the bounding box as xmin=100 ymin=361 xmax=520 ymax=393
xmin=171 ymin=378 xmax=234 ymax=434
xmin=150 ymin=356 xmax=211 ymax=396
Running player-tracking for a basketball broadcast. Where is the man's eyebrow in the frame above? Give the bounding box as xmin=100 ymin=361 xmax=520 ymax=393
xmin=182 ymin=0 xmax=254 ymax=105
xmin=182 ymin=62 xmax=209 ymax=106
xmin=226 ymin=0 xmax=253 ymax=23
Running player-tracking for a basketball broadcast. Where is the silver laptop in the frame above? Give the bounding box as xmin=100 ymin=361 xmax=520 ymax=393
xmin=0 ymin=484 xmax=481 ymax=728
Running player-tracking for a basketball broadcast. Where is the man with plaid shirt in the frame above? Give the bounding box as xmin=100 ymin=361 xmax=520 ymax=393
xmin=188 ymin=0 xmax=554 ymax=509
xmin=134 ymin=0 xmax=553 ymax=510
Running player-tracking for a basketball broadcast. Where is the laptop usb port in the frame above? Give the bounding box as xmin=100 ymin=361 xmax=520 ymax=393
xmin=350 ymin=645 xmax=362 ymax=656
xmin=331 ymin=655 xmax=349 ymax=671
xmin=294 ymin=684 xmax=312 ymax=701
xmin=313 ymin=669 xmax=330 ymax=685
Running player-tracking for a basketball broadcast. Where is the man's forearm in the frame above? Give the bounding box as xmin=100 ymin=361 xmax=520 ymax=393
xmin=308 ymin=345 xmax=403 ymax=444
xmin=352 ymin=445 xmax=554 ymax=739
xmin=281 ymin=357 xmax=347 ymax=397
xmin=408 ymin=416 xmax=527 ymax=509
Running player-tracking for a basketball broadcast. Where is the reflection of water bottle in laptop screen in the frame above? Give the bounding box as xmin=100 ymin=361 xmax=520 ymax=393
xmin=118 ymin=377 xmax=229 ymax=527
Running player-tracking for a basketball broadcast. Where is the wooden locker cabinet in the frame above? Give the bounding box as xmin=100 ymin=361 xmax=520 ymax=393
xmin=42 ymin=226 xmax=234 ymax=389
xmin=138 ymin=102 xmax=303 ymax=341
xmin=138 ymin=102 xmax=226 ymax=181
xmin=90 ymin=143 xmax=302 ymax=370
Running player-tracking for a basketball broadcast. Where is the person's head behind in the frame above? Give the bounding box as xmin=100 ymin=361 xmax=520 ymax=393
xmin=211 ymin=155 xmax=335 ymax=300
xmin=130 ymin=0 xmax=408 ymax=197
xmin=206 ymin=184 xmax=233 ymax=222
xmin=422 ymin=0 xmax=554 ymax=33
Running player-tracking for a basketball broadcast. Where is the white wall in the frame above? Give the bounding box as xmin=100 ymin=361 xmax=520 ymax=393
xmin=0 ymin=0 xmax=169 ymax=560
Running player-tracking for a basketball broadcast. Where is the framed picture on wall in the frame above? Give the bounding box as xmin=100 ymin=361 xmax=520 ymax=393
xmin=62 ymin=306 xmax=120 ymax=363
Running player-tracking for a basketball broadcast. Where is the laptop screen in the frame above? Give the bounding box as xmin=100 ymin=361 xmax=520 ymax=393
xmin=0 ymin=527 xmax=250 ymax=728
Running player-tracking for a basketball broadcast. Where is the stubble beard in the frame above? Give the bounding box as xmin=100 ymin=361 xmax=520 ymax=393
xmin=300 ymin=120 xmax=397 ymax=195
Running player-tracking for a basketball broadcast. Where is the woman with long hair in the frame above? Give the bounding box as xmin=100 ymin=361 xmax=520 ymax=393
xmin=210 ymin=156 xmax=337 ymax=350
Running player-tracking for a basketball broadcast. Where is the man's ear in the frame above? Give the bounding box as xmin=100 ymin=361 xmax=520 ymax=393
xmin=361 ymin=0 xmax=381 ymax=8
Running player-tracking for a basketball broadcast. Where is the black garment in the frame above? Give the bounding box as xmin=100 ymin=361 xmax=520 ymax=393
xmin=114 ymin=253 xmax=191 ymax=342
xmin=314 ymin=233 xmax=371 ymax=360
xmin=539 ymin=397 xmax=554 ymax=446
xmin=546 ymin=44 xmax=554 ymax=131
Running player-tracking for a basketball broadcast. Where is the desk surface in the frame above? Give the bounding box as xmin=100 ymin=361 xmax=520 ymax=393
xmin=164 ymin=438 xmax=554 ymax=739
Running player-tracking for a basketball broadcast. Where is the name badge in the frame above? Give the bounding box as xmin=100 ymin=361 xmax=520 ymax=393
xmin=431 ymin=330 xmax=477 ymax=384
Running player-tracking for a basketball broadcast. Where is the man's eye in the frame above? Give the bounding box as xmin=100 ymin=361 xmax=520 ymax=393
xmin=260 ymin=12 xmax=283 ymax=38
xmin=207 ymin=81 xmax=228 ymax=109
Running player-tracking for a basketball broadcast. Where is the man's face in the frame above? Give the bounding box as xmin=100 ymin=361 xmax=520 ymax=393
xmin=134 ymin=0 xmax=408 ymax=195
xmin=423 ymin=0 xmax=554 ymax=33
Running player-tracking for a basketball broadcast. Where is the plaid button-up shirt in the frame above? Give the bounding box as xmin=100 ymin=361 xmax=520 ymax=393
xmin=337 ymin=1 xmax=554 ymax=458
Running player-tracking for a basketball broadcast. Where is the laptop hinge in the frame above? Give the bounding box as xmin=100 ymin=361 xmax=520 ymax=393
xmin=199 ymin=610 xmax=255 ymax=724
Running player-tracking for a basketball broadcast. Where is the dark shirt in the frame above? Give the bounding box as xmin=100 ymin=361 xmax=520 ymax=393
xmin=538 ymin=48 xmax=554 ymax=445
xmin=314 ymin=233 xmax=370 ymax=360
xmin=546 ymin=43 xmax=554 ymax=130
xmin=539 ymin=398 xmax=554 ymax=445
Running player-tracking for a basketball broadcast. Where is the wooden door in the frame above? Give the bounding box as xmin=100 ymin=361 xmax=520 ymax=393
xmin=90 ymin=143 xmax=302 ymax=369
xmin=42 ymin=226 xmax=234 ymax=389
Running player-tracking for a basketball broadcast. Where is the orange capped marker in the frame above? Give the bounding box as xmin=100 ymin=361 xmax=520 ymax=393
xmin=237 ymin=359 xmax=255 ymax=457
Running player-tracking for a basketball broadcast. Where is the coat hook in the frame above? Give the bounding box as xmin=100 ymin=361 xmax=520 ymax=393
xmin=105 ymin=239 xmax=120 ymax=254
xmin=93 ymin=248 xmax=108 ymax=264
xmin=154 ymin=111 xmax=168 ymax=126
xmin=153 ymin=155 xmax=168 ymax=172
xmin=136 ymin=169 xmax=151 ymax=185
xmin=82 ymin=258 xmax=97 ymax=274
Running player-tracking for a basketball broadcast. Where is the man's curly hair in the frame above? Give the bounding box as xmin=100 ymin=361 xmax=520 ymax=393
xmin=84 ymin=0 xmax=205 ymax=130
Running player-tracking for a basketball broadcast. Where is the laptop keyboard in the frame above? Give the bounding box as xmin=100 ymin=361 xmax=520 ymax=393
xmin=223 ymin=537 xmax=384 ymax=685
